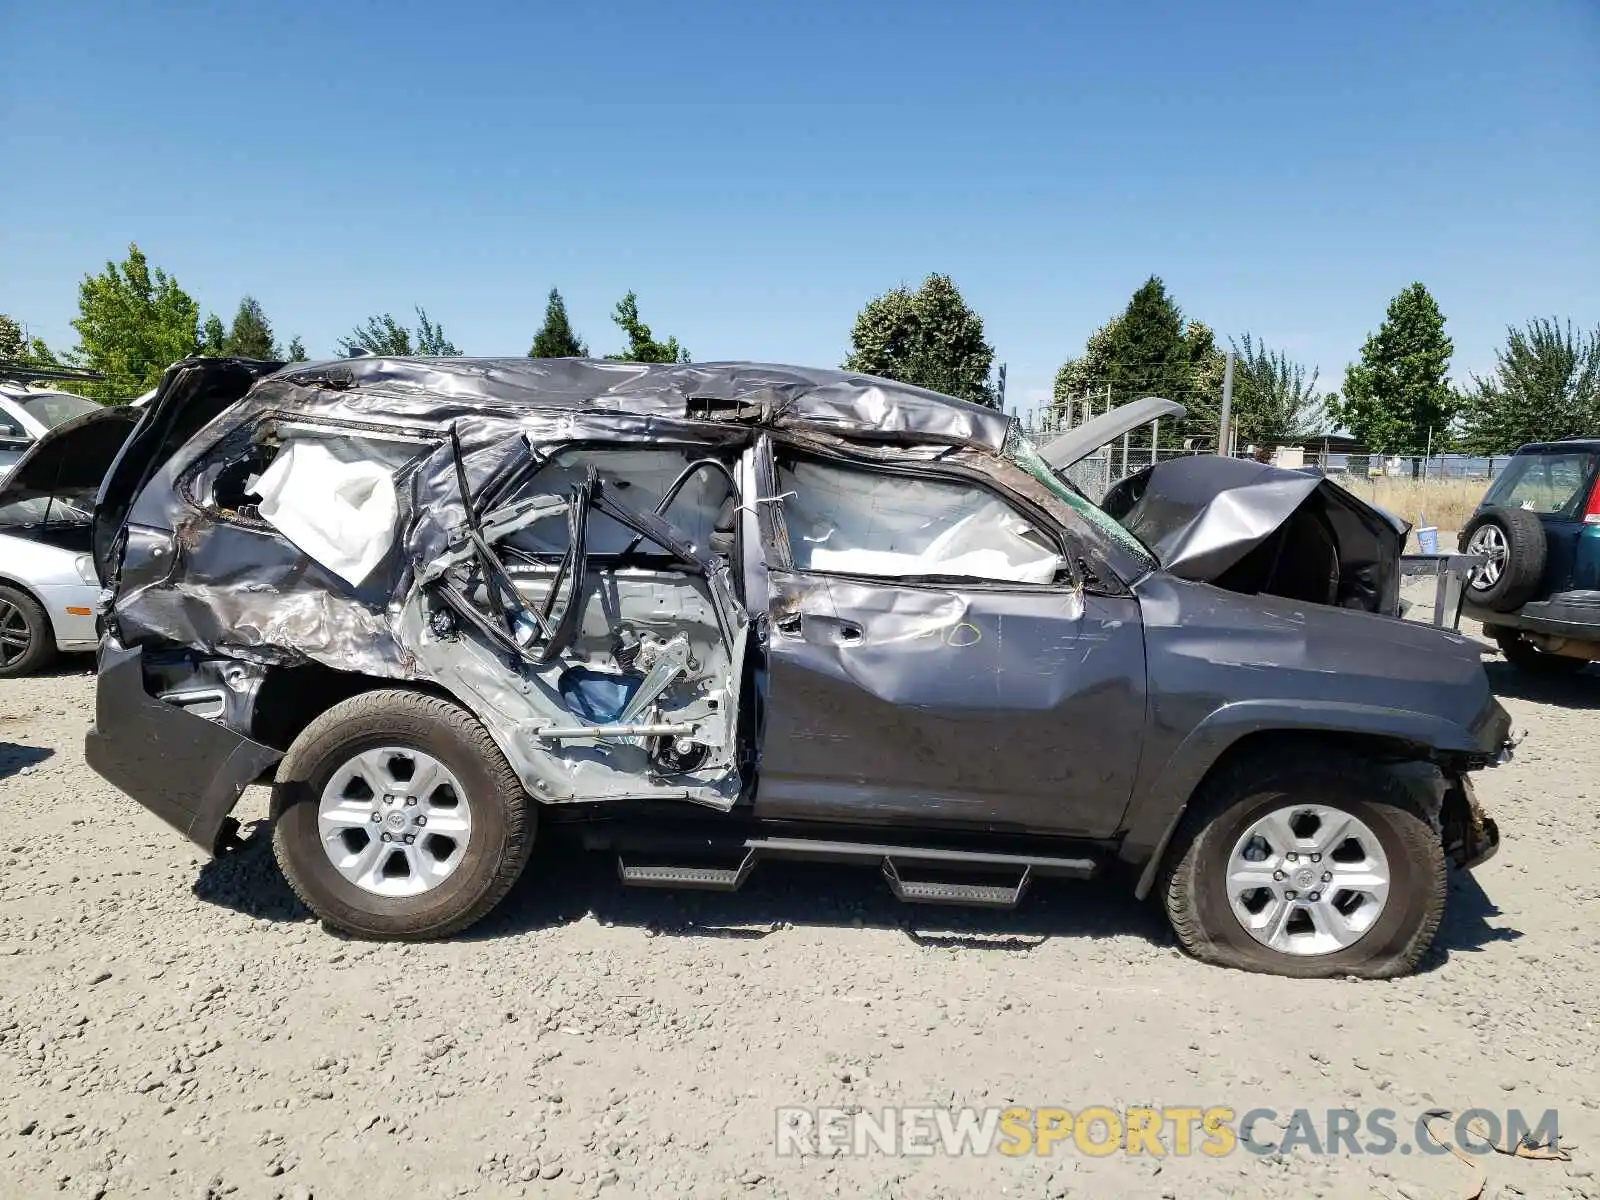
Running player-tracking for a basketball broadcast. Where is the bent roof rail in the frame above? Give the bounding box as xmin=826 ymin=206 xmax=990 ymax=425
xmin=270 ymin=357 xmax=1015 ymax=452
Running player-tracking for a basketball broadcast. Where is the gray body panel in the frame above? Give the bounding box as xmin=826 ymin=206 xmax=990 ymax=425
xmin=64 ymin=356 xmax=1509 ymax=888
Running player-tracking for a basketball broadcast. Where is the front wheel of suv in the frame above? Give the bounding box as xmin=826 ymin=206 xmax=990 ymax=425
xmin=272 ymin=689 xmax=536 ymax=940
xmin=1161 ymin=750 xmax=1445 ymax=979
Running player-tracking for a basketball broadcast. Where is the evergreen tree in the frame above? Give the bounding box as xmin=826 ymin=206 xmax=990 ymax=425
xmin=1329 ymin=283 xmax=1455 ymax=465
xmin=199 ymin=314 xmax=227 ymax=356
xmin=528 ymin=288 xmax=587 ymax=357
xmin=1104 ymin=277 xmax=1192 ymax=402
xmin=844 ymin=273 xmax=996 ymax=407
xmin=1050 ymin=277 xmax=1223 ymax=444
xmin=286 ymin=336 xmax=308 ymax=361
xmin=606 ymin=292 xmax=688 ymax=363
xmin=226 ymin=296 xmax=279 ymax=359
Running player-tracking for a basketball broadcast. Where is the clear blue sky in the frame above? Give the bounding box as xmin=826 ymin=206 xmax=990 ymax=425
xmin=3 ymin=0 xmax=1596 ymax=420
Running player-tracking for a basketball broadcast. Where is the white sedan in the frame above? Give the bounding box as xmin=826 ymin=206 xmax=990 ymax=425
xmin=0 ymin=405 xmax=139 ymax=676
xmin=0 ymin=387 xmax=105 ymax=482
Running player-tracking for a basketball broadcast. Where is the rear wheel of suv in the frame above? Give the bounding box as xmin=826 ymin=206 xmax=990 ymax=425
xmin=1161 ymin=750 xmax=1445 ymax=979
xmin=272 ymin=689 xmax=535 ymax=940
xmin=0 ymin=585 xmax=55 ymax=678
xmin=1460 ymin=506 xmax=1546 ymax=612
xmin=1492 ymin=628 xmax=1589 ymax=675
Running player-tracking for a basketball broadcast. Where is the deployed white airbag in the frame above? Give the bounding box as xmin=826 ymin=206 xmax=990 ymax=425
xmin=780 ymin=460 xmax=1061 ymax=585
xmin=256 ymin=439 xmax=398 ymax=585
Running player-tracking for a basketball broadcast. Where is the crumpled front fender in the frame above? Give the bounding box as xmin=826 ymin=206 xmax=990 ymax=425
xmin=1124 ymin=696 xmax=1512 ymax=899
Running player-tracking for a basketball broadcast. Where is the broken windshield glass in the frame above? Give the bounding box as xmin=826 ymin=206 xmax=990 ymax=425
xmin=1002 ymin=426 xmax=1155 ymax=567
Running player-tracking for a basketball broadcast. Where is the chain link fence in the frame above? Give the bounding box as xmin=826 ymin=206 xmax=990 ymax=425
xmin=1043 ymin=439 xmax=1509 ymax=505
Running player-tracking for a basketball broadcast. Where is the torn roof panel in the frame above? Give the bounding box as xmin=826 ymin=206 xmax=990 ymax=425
xmin=268 ymin=358 xmax=1014 ymax=452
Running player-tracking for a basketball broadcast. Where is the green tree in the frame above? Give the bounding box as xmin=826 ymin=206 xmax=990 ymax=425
xmin=1052 ymin=314 xmax=1122 ymax=425
xmin=528 ymin=288 xmax=587 ymax=357
xmin=199 ymin=314 xmax=227 ymax=356
xmin=286 ymin=336 xmax=308 ymax=361
xmin=414 ymin=309 xmax=459 ymax=356
xmin=0 ymin=314 xmax=61 ymax=370
xmin=844 ymin=273 xmax=995 ymax=407
xmin=1105 ymin=277 xmax=1191 ymax=399
xmin=1329 ymin=283 xmax=1455 ymax=466
xmin=1224 ymin=334 xmax=1328 ymax=444
xmin=606 ymin=292 xmax=688 ymax=363
xmin=226 ymin=296 xmax=280 ymax=359
xmin=338 ymin=307 xmax=460 ymax=357
xmin=1456 ymin=318 xmax=1600 ymax=454
xmin=1050 ymin=277 xmax=1223 ymax=443
xmin=65 ymin=243 xmax=201 ymax=402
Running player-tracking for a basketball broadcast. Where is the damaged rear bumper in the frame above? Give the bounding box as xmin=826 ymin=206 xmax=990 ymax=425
xmin=85 ymin=640 xmax=283 ymax=856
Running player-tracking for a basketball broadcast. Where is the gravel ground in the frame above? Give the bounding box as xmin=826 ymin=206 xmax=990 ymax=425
xmin=2 ymin=620 xmax=1597 ymax=1199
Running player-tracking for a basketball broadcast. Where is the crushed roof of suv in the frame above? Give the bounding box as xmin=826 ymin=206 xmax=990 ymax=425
xmin=272 ymin=357 xmax=1015 ymax=451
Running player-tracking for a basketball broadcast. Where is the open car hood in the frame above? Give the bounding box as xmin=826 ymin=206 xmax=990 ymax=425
xmin=1102 ymin=456 xmax=1412 ymax=614
xmin=1037 ymin=397 xmax=1188 ymax=469
xmin=0 ymin=405 xmax=140 ymax=505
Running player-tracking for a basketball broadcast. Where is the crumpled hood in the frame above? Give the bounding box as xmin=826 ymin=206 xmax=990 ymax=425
xmin=1102 ymin=456 xmax=1411 ymax=611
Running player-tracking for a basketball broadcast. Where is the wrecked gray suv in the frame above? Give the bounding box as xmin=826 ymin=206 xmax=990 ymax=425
xmin=76 ymin=356 xmax=1509 ymax=978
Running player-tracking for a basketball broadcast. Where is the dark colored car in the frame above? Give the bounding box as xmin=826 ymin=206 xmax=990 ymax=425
xmin=70 ymin=357 xmax=1509 ymax=978
xmin=1459 ymin=439 xmax=1600 ymax=673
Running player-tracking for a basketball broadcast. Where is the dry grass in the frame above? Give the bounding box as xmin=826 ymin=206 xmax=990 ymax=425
xmin=1331 ymin=475 xmax=1487 ymax=535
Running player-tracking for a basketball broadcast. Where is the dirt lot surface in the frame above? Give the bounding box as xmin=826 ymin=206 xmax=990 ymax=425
xmin=3 ymin=624 xmax=1598 ymax=1199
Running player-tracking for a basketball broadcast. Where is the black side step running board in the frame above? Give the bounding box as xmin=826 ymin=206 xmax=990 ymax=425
xmin=617 ymin=850 xmax=758 ymax=891
xmin=612 ymin=836 xmax=1096 ymax=909
xmin=880 ymin=859 xmax=1031 ymax=909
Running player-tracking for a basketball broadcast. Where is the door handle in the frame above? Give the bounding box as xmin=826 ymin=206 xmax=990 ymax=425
xmin=774 ymin=613 xmax=803 ymax=638
xmin=834 ymin=621 xmax=864 ymax=645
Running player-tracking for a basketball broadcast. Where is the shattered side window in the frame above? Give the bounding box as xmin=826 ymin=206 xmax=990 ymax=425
xmin=1002 ymin=427 xmax=1156 ymax=567
xmin=506 ymin=447 xmax=737 ymax=557
xmin=775 ymin=456 xmax=1063 ymax=585
xmin=189 ymin=423 xmax=435 ymax=588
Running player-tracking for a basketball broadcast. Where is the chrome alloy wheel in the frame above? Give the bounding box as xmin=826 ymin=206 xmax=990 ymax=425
xmin=1226 ymin=804 xmax=1390 ymax=956
xmin=1465 ymin=523 xmax=1508 ymax=591
xmin=317 ymin=747 xmax=473 ymax=897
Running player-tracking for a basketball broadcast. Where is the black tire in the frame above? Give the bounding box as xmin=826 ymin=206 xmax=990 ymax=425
xmin=1160 ymin=749 xmax=1445 ymax=979
xmin=1459 ymin=506 xmax=1546 ymax=612
xmin=1493 ymin=628 xmax=1589 ymax=675
xmin=272 ymin=689 xmax=535 ymax=940
xmin=0 ymin=585 xmax=56 ymax=678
